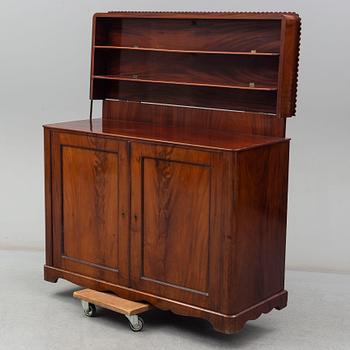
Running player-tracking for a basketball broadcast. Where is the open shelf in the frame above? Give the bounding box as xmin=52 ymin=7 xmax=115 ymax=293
xmin=94 ymin=45 xmax=280 ymax=56
xmin=92 ymin=79 xmax=277 ymax=114
xmin=90 ymin=13 xmax=301 ymax=116
xmin=92 ymin=49 xmax=279 ymax=93
xmin=94 ymin=18 xmax=282 ymax=53
xmin=93 ymin=75 xmax=277 ymax=91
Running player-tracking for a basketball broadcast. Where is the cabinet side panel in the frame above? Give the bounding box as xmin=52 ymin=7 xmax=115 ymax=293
xmin=44 ymin=128 xmax=53 ymax=266
xmin=233 ymin=142 xmax=289 ymax=312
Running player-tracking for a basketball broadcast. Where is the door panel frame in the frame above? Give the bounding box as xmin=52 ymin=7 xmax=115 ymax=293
xmin=130 ymin=142 xmax=233 ymax=310
xmin=51 ymin=131 xmax=130 ymax=286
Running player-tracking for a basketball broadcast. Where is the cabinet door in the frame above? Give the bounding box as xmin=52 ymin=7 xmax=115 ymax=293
xmin=51 ymin=132 xmax=129 ymax=286
xmin=130 ymin=143 xmax=232 ymax=309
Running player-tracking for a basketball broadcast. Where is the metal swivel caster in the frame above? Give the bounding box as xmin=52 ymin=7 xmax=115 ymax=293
xmin=81 ymin=300 xmax=97 ymax=317
xmin=126 ymin=315 xmax=144 ymax=332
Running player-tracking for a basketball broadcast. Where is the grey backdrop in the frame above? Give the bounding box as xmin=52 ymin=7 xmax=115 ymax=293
xmin=0 ymin=1 xmax=349 ymax=273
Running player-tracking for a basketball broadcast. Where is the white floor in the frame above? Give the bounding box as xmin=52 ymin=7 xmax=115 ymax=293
xmin=0 ymin=250 xmax=349 ymax=350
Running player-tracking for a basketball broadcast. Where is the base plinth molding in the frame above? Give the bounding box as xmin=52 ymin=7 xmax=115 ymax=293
xmin=44 ymin=265 xmax=287 ymax=334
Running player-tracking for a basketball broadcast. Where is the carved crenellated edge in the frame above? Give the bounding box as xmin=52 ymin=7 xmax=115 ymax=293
xmin=293 ymin=15 xmax=301 ymax=117
xmin=105 ymin=11 xmax=300 ymax=15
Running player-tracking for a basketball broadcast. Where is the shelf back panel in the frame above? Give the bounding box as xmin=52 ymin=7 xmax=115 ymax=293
xmin=93 ymin=50 xmax=279 ymax=89
xmin=95 ymin=18 xmax=281 ymax=53
xmin=102 ymin=100 xmax=286 ymax=138
xmin=90 ymin=12 xmax=300 ymax=118
xmin=94 ymin=80 xmax=277 ymax=114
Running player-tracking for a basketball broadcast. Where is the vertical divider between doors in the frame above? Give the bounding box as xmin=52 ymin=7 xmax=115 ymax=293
xmin=127 ymin=141 xmax=132 ymax=288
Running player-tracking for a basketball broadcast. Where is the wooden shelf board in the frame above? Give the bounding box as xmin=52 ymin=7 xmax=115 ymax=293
xmin=93 ymin=75 xmax=278 ymax=91
xmin=94 ymin=45 xmax=280 ymax=56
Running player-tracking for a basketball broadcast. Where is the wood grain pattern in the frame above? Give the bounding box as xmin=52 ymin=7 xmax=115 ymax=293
xmin=141 ymin=157 xmax=210 ymax=294
xmin=44 ymin=128 xmax=53 ymax=266
xmin=44 ymin=119 xmax=287 ymax=152
xmin=45 ymin=265 xmax=288 ymax=334
xmin=61 ymin=145 xmax=119 ymax=269
xmin=102 ymin=100 xmax=286 ymax=138
xmin=130 ymin=143 xmax=233 ymax=309
xmin=276 ymin=14 xmax=301 ymax=117
xmin=44 ymin=125 xmax=290 ymax=331
xmin=93 ymin=79 xmax=277 ymax=114
xmin=50 ymin=132 xmax=130 ymax=285
xmin=230 ymin=141 xmax=290 ymax=313
xmin=94 ymin=18 xmax=281 ymax=52
xmin=44 ymin=11 xmax=299 ymax=334
xmin=93 ymin=75 xmax=277 ymax=91
xmin=90 ymin=12 xmax=300 ymax=117
xmin=73 ymin=289 xmax=151 ymax=315
xmin=94 ymin=49 xmax=279 ymax=89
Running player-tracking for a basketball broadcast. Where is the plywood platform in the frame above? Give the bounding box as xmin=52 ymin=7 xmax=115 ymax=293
xmin=73 ymin=289 xmax=151 ymax=316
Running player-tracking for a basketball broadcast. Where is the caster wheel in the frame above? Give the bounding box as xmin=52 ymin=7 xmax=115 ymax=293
xmin=81 ymin=301 xmax=96 ymax=317
xmin=129 ymin=317 xmax=144 ymax=332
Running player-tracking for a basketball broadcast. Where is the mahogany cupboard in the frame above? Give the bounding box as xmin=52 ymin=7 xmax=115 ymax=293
xmin=44 ymin=12 xmax=301 ymax=334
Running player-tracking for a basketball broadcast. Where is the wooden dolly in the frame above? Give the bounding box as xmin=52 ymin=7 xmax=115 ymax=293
xmin=73 ymin=289 xmax=151 ymax=332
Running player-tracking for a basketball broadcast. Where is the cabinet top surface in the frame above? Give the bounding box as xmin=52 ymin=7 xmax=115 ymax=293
xmin=44 ymin=119 xmax=288 ymax=151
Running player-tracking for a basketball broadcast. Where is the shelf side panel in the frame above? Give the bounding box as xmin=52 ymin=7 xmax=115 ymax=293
xmin=276 ymin=15 xmax=301 ymax=117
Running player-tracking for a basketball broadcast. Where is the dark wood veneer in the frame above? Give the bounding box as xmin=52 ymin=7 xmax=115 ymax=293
xmin=93 ymin=49 xmax=279 ymax=89
xmin=50 ymin=132 xmax=130 ymax=285
xmin=94 ymin=18 xmax=281 ymax=52
xmin=93 ymin=80 xmax=278 ymax=114
xmin=90 ymin=12 xmax=300 ymax=117
xmin=102 ymin=100 xmax=287 ymax=138
xmin=44 ymin=11 xmax=300 ymax=334
xmin=45 ymin=119 xmax=288 ymax=152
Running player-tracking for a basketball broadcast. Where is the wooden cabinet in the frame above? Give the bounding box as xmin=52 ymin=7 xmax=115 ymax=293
xmin=44 ymin=124 xmax=290 ymax=332
xmin=44 ymin=12 xmax=301 ymax=334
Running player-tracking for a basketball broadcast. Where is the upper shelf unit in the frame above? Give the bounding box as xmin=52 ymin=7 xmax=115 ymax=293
xmin=90 ymin=12 xmax=301 ymax=117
